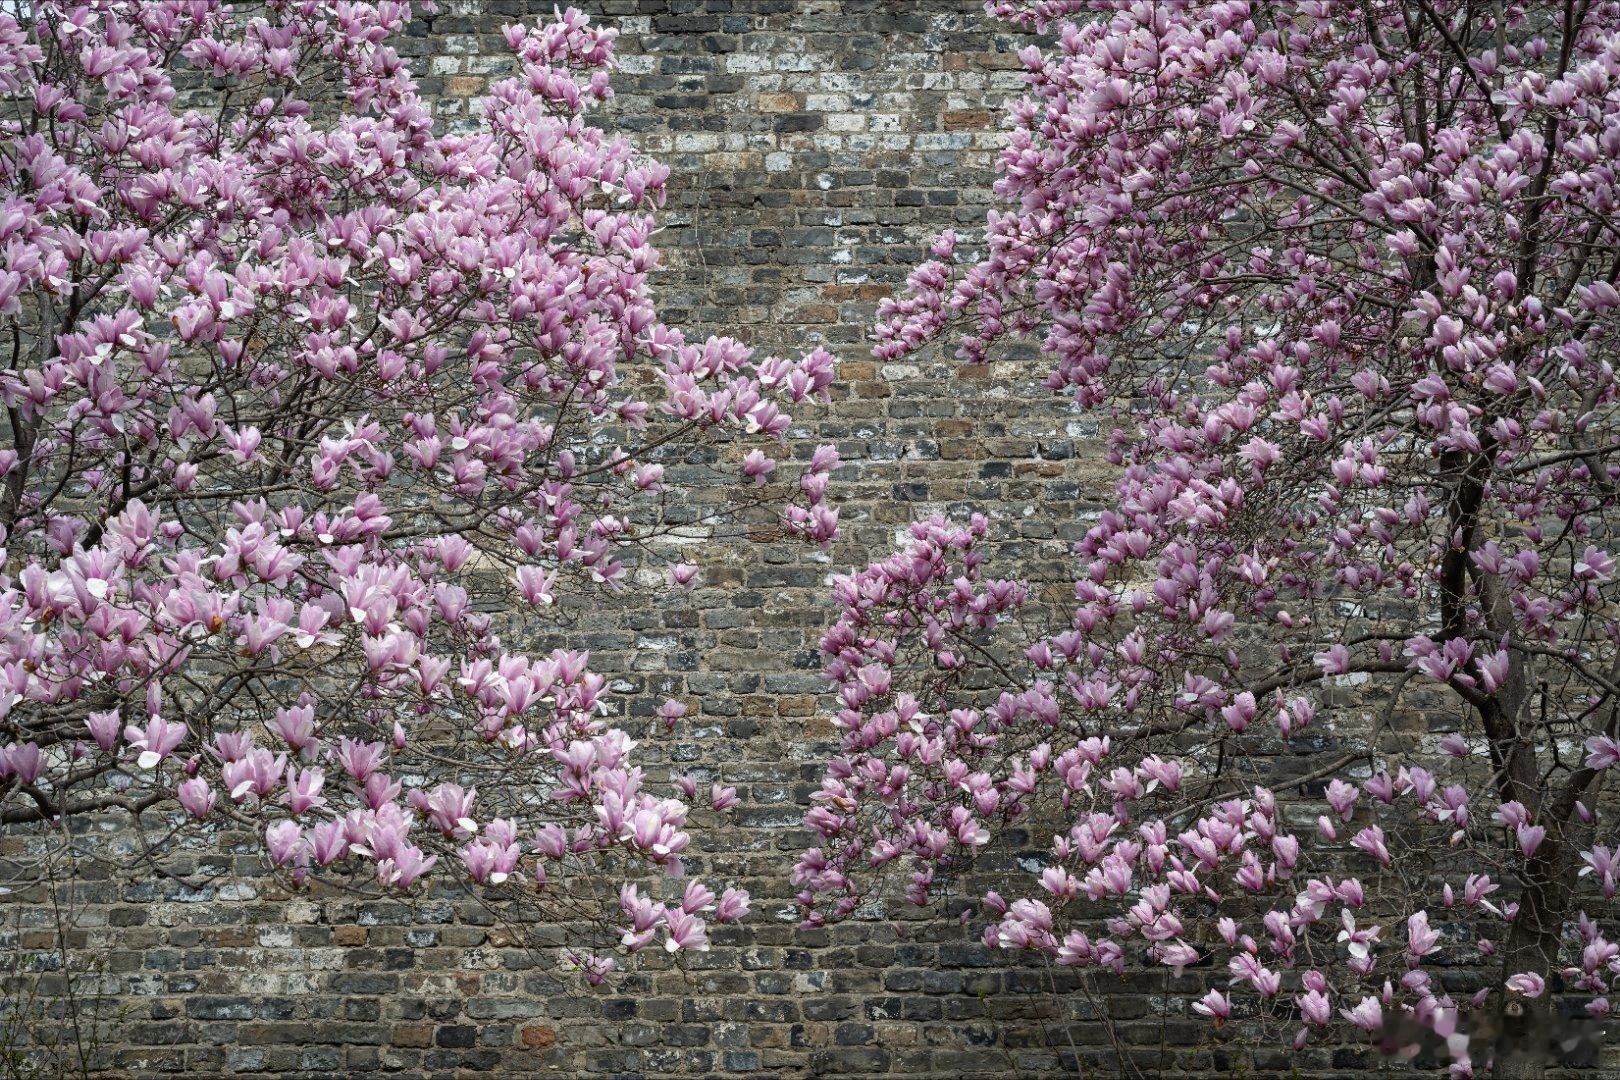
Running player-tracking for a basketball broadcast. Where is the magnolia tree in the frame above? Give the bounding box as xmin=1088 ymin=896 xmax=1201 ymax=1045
xmin=0 ymin=1 xmax=841 ymax=979
xmin=798 ymin=2 xmax=1620 ymax=1076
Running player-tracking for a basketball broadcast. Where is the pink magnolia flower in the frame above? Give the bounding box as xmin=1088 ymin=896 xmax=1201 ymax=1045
xmin=1584 ymin=735 xmax=1620 ymax=770
xmin=1341 ymin=996 xmax=1383 ymax=1033
xmin=85 ymin=711 xmax=121 ymax=751
xmin=1579 ymin=846 xmax=1618 ymax=899
xmin=515 ymin=566 xmax=556 ymax=607
xmin=334 ymin=739 xmax=384 ymax=783
xmin=377 ymin=846 xmax=437 ymax=891
xmin=1505 ymin=972 xmax=1546 ymax=998
xmin=1191 ymin=990 xmax=1232 ymax=1026
xmin=223 ymin=750 xmax=286 ymax=802
xmin=410 ymin=783 xmax=478 ymax=837
xmin=177 ymin=778 xmax=217 ymax=820
xmin=742 ymin=449 xmax=775 ymax=484
xmin=1 ymin=742 xmax=42 ymax=785
xmin=1325 ymin=779 xmax=1359 ymax=821
xmin=1337 ymin=912 xmax=1381 ymax=961
xmin=1297 ymin=989 xmax=1331 ymax=1028
xmin=123 ymin=718 xmax=187 ymax=770
xmin=1406 ymin=911 xmax=1440 ymax=964
xmin=266 ymin=822 xmax=304 ymax=867
xmin=619 ymin=885 xmax=664 ymax=952
xmin=1516 ymin=823 xmax=1547 ymax=859
xmin=271 ymin=705 xmax=317 ymax=752
xmin=1350 ymin=826 xmax=1391 ymax=866
xmin=1157 ymin=942 xmax=1199 ymax=977
xmin=662 ymin=908 xmax=710 ymax=953
xmin=715 ymin=888 xmax=750 ymax=923
xmin=284 ymin=768 xmax=326 ymax=815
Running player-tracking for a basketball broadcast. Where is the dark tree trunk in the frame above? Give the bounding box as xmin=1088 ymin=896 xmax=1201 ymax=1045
xmin=1491 ymin=842 xmax=1570 ymax=1079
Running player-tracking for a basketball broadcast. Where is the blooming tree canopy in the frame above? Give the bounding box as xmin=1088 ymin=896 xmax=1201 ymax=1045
xmin=800 ymin=2 xmax=1620 ymax=1075
xmin=0 ymin=1 xmax=840 ymax=978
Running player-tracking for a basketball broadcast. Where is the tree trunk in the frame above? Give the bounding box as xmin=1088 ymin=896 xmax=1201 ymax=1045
xmin=1492 ymin=976 xmax=1553 ymax=1079
xmin=1490 ymin=844 xmax=1569 ymax=1079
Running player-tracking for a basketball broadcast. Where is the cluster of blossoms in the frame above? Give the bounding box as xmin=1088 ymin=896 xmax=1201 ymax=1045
xmin=803 ymin=2 xmax=1620 ymax=1074
xmin=0 ymin=1 xmax=838 ymax=976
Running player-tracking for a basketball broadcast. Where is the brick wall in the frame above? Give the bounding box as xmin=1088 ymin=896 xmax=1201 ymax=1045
xmin=0 ymin=3 xmax=1383 ymax=1077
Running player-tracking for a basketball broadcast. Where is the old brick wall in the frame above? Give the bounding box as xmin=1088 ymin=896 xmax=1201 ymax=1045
xmin=1 ymin=2 xmax=1237 ymax=1077
xmin=7 ymin=4 xmax=1614 ymax=1078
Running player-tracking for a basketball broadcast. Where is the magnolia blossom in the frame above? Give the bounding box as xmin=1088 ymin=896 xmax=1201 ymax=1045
xmin=1505 ymin=973 xmax=1546 ymax=999
xmin=0 ymin=3 xmax=846 ymax=979
xmin=802 ymin=1 xmax=1620 ymax=1070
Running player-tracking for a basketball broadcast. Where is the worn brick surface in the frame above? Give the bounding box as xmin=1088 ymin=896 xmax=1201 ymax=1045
xmin=5 ymin=3 xmax=1608 ymax=1078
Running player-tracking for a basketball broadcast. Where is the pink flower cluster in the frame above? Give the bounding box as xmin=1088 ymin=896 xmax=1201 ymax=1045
xmin=809 ymin=2 xmax=1620 ymax=1073
xmin=0 ymin=2 xmax=841 ymax=978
